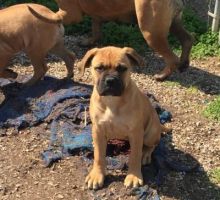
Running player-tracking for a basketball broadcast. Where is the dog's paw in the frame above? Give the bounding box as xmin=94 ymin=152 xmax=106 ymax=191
xmin=154 ymin=67 xmax=172 ymax=81
xmin=85 ymin=168 xmax=105 ymax=190
xmin=124 ymin=173 xmax=143 ymax=188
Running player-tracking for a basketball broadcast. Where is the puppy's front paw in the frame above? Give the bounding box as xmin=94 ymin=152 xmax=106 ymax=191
xmin=124 ymin=173 xmax=143 ymax=188
xmin=85 ymin=168 xmax=105 ymax=190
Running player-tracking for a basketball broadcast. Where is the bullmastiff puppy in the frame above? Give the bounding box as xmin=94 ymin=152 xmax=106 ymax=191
xmin=0 ymin=4 xmax=75 ymax=86
xmin=56 ymin=0 xmax=193 ymax=81
xmin=78 ymin=46 xmax=171 ymax=189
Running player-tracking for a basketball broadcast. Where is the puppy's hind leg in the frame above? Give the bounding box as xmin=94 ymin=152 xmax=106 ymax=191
xmin=142 ymin=145 xmax=155 ymax=165
xmin=0 ymin=54 xmax=18 ymax=79
xmin=25 ymin=52 xmax=48 ymax=86
xmin=142 ymin=128 xmax=161 ymax=165
xmin=170 ymin=16 xmax=194 ymax=72
xmin=50 ymin=40 xmax=76 ymax=79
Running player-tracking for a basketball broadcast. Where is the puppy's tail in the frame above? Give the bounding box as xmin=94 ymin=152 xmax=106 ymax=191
xmin=27 ymin=5 xmax=63 ymax=24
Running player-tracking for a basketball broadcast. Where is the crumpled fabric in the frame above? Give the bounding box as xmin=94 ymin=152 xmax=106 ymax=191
xmin=130 ymin=185 xmax=160 ymax=200
xmin=0 ymin=76 xmax=91 ymax=131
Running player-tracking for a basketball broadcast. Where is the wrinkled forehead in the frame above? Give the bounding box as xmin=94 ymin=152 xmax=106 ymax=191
xmin=91 ymin=48 xmax=130 ymax=68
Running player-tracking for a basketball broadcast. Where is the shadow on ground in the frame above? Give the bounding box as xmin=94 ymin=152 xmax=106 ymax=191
xmin=154 ymin=135 xmax=220 ymax=200
xmin=86 ymin=134 xmax=220 ymax=200
xmin=135 ymin=55 xmax=220 ymax=95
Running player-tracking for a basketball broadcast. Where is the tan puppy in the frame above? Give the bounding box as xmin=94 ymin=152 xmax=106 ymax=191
xmin=78 ymin=46 xmax=171 ymax=189
xmin=0 ymin=3 xmax=75 ymax=86
xmin=56 ymin=0 xmax=193 ymax=81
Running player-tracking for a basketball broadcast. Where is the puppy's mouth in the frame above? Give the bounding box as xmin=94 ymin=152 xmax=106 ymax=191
xmin=97 ymin=75 xmax=124 ymax=96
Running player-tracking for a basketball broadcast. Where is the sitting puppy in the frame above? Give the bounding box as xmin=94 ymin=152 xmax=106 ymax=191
xmin=78 ymin=46 xmax=171 ymax=189
xmin=0 ymin=4 xmax=75 ymax=86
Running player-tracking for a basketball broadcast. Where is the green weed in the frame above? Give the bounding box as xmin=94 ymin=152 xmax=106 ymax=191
xmin=186 ymin=85 xmax=199 ymax=94
xmin=163 ymin=81 xmax=181 ymax=87
xmin=203 ymin=96 xmax=220 ymax=121
xmin=170 ymin=7 xmax=220 ymax=58
xmin=209 ymin=168 xmax=220 ymax=184
xmin=101 ymin=22 xmax=147 ymax=53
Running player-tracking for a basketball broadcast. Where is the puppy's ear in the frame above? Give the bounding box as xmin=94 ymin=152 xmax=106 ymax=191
xmin=123 ymin=47 xmax=145 ymax=67
xmin=78 ymin=48 xmax=98 ymax=76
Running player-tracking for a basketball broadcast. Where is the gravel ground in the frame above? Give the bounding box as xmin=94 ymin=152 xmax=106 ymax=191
xmin=0 ymin=34 xmax=219 ymax=200
xmin=0 ymin=1 xmax=220 ymax=199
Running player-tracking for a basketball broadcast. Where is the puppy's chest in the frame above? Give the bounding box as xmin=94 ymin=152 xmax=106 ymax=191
xmin=96 ymin=108 xmax=131 ymax=139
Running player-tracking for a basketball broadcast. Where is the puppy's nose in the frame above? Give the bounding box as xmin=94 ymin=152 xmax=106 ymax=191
xmin=105 ymin=77 xmax=116 ymax=86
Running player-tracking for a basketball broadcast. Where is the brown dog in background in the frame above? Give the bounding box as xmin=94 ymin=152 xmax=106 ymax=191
xmin=0 ymin=3 xmax=75 ymax=86
xmin=56 ymin=0 xmax=193 ymax=81
xmin=55 ymin=0 xmax=135 ymax=46
xmin=78 ymin=46 xmax=171 ymax=189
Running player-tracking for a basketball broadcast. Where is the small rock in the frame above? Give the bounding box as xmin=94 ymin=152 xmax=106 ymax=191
xmin=72 ymin=185 xmax=77 ymax=189
xmin=196 ymin=121 xmax=201 ymax=127
xmin=101 ymin=192 xmax=106 ymax=197
xmin=57 ymin=194 xmax=64 ymax=199
xmin=33 ymin=181 xmax=39 ymax=185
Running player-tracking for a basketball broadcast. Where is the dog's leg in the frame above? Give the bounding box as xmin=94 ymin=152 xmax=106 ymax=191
xmin=50 ymin=40 xmax=76 ymax=79
xmin=85 ymin=126 xmax=107 ymax=190
xmin=141 ymin=33 xmax=179 ymax=81
xmin=124 ymin=132 xmax=144 ymax=188
xmin=0 ymin=55 xmax=18 ymax=79
xmin=142 ymin=126 xmax=161 ymax=165
xmin=148 ymin=35 xmax=179 ymax=82
xmin=142 ymin=145 xmax=155 ymax=165
xmin=25 ymin=52 xmax=48 ymax=86
xmin=0 ymin=54 xmax=17 ymax=79
xmin=80 ymin=17 xmax=102 ymax=46
xmin=135 ymin=0 xmax=179 ymax=81
xmin=170 ymin=17 xmax=194 ymax=72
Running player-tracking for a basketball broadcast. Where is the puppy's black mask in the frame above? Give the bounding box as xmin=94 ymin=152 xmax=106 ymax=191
xmin=97 ymin=73 xmax=124 ymax=96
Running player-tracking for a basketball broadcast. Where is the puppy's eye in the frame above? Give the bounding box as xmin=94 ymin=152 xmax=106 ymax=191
xmin=95 ymin=66 xmax=105 ymax=72
xmin=116 ymin=65 xmax=127 ymax=73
